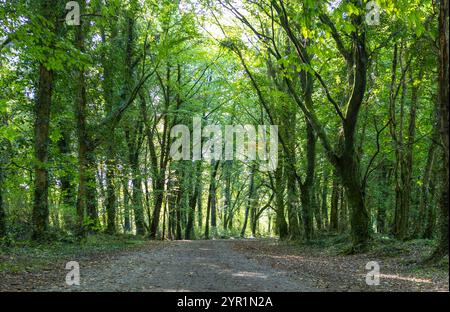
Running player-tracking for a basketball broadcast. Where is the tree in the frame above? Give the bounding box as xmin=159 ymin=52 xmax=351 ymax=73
xmin=32 ymin=0 xmax=58 ymax=240
xmin=429 ymin=0 xmax=449 ymax=261
xmin=0 ymin=0 xmax=446 ymax=264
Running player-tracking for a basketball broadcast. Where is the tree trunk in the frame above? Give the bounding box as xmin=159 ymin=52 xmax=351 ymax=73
xmin=122 ymin=179 xmax=131 ymax=233
xmin=321 ymin=164 xmax=329 ymax=230
xmin=175 ymin=175 xmax=183 ymax=240
xmin=376 ymin=161 xmax=389 ymax=234
xmin=101 ymin=23 xmax=118 ymax=235
xmin=423 ymin=176 xmax=437 ymax=239
xmin=149 ymin=65 xmax=173 ymax=239
xmin=286 ymin=161 xmax=301 ymax=239
xmin=274 ymin=164 xmax=289 ymax=239
xmin=197 ymin=179 xmax=203 ymax=230
xmin=0 ymin=163 xmax=5 ymax=237
xmin=339 ymin=156 xmax=368 ymax=246
xmin=429 ymin=0 xmax=449 ymax=261
xmin=0 ymin=113 xmax=6 ymax=238
xmin=390 ymin=43 xmax=412 ymax=240
xmin=57 ymin=128 xmax=75 ymax=230
xmin=74 ymin=9 xmax=100 ymax=236
xmin=131 ymin=160 xmax=145 ymax=235
xmin=205 ymin=160 xmax=219 ymax=239
xmin=186 ymin=162 xmax=201 ymax=239
xmin=330 ymin=171 xmax=340 ymax=232
xmin=414 ymin=138 xmax=436 ymax=238
xmin=150 ymin=173 xmax=165 ymax=238
xmin=414 ymin=112 xmax=439 ymax=238
xmin=105 ymin=157 xmax=116 ymax=234
xmin=85 ymin=151 xmax=99 ymax=230
xmin=338 ymin=187 xmax=348 ymax=232
xmin=339 ymin=25 xmax=370 ymax=248
xmin=393 ymin=67 xmax=421 ymax=240
xmin=223 ymin=160 xmax=232 ymax=231
xmin=314 ymin=191 xmax=322 ymax=231
xmin=31 ymin=0 xmax=57 ymax=242
xmin=298 ymin=121 xmax=316 ymax=240
xmin=241 ymin=164 xmax=255 ymax=238
xmin=125 ymin=122 xmax=145 ymax=236
xmin=32 ymin=64 xmax=53 ymax=240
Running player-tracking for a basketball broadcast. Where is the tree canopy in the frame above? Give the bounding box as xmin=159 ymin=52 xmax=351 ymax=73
xmin=0 ymin=0 xmax=448 ymax=263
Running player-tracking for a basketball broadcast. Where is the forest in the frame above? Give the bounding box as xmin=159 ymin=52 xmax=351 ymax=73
xmin=0 ymin=0 xmax=448 ymax=292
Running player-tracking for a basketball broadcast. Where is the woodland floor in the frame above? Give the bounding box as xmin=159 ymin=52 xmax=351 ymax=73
xmin=0 ymin=237 xmax=448 ymax=292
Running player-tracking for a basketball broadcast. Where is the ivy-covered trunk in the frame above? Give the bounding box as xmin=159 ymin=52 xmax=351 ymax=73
xmin=0 ymin=166 xmax=5 ymax=237
xmin=206 ymin=160 xmax=219 ymax=239
xmin=74 ymin=17 xmax=100 ymax=235
xmin=320 ymin=165 xmax=329 ymax=229
xmin=376 ymin=161 xmax=389 ymax=234
xmin=430 ymin=0 xmax=449 ymax=261
xmin=338 ymin=17 xmax=370 ymax=249
xmin=329 ymin=171 xmax=340 ymax=232
xmin=32 ymin=63 xmax=53 ymax=240
xmin=1 ymin=112 xmax=7 ymax=237
xmin=286 ymin=164 xmax=301 ymax=239
xmin=274 ymin=163 xmax=288 ymax=240
xmin=186 ymin=162 xmax=202 ymax=239
xmin=150 ymin=172 xmax=165 ymax=238
xmin=130 ymin=157 xmax=145 ymax=236
xmin=298 ymin=121 xmax=316 ymax=241
xmin=122 ymin=179 xmax=131 ymax=233
xmin=414 ymin=126 xmax=437 ymax=237
xmin=339 ymin=154 xmax=369 ymax=248
xmin=101 ymin=23 xmax=118 ymax=235
xmin=241 ymin=163 xmax=255 ymax=238
xmin=347 ymin=187 xmax=367 ymax=241
xmin=57 ymin=128 xmax=75 ymax=229
xmin=86 ymin=151 xmax=99 ymax=228
xmin=223 ymin=160 xmax=232 ymax=231
xmin=105 ymin=155 xmax=117 ymax=234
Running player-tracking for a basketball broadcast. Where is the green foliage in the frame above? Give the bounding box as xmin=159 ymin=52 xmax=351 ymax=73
xmin=0 ymin=0 xmax=446 ymax=263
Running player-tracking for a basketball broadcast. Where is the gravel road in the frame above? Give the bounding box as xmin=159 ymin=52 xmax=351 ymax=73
xmin=38 ymin=240 xmax=317 ymax=292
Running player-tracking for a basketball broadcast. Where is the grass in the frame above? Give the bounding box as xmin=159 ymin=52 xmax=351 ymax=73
xmin=0 ymin=234 xmax=149 ymax=274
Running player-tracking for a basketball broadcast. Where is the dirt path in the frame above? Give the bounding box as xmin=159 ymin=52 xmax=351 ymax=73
xmin=38 ymin=240 xmax=317 ymax=292
xmin=233 ymin=240 xmax=449 ymax=292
